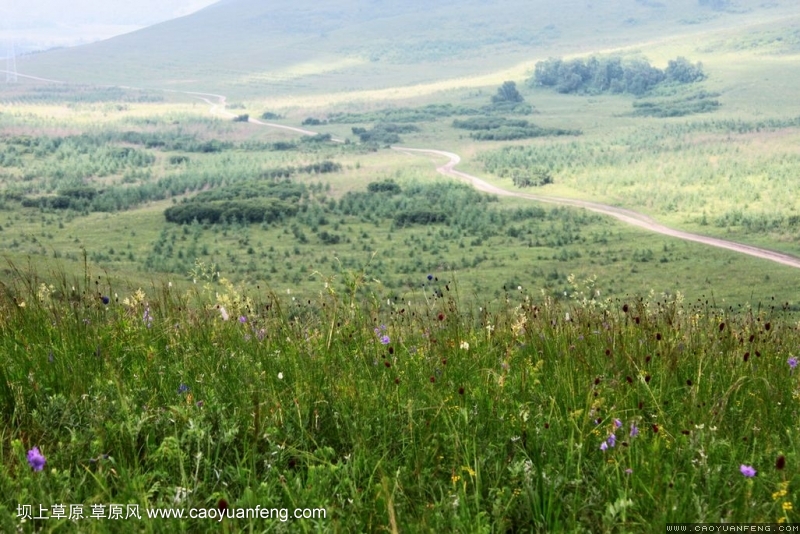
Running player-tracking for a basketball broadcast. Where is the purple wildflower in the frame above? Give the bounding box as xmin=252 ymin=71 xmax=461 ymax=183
xmin=380 ymin=335 xmax=390 ymax=345
xmin=101 ymin=295 xmax=110 ymax=305
xmin=239 ymin=316 xmax=247 ymax=323
xmin=630 ymin=424 xmax=639 ymax=438
xmin=739 ymin=464 xmax=756 ymax=478
xmin=178 ymin=384 xmax=189 ymax=394
xmin=600 ymin=441 xmax=608 ymax=451
xmin=27 ymin=447 xmax=46 ymax=472
xmin=143 ymin=306 xmax=152 ymax=327
xmin=788 ymin=357 xmax=798 ymax=370
xmin=427 ymin=274 xmax=433 ymax=281
xmin=614 ymin=419 xmax=622 ymax=429
xmin=607 ymin=434 xmax=617 ymax=448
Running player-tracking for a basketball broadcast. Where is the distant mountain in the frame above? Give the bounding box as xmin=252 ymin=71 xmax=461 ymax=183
xmin=13 ymin=0 xmax=798 ymax=98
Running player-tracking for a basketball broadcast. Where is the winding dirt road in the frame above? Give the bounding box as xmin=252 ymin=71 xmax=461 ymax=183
xmin=193 ymin=92 xmax=800 ymax=270
xmin=391 ymin=148 xmax=800 ymax=269
xmin=6 ymin=78 xmax=799 ymax=271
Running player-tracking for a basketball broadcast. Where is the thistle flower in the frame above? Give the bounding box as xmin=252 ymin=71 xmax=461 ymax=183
xmin=27 ymin=447 xmax=46 ymax=472
xmin=739 ymin=464 xmax=757 ymax=478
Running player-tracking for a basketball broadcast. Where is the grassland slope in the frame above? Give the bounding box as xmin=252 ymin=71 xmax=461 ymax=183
xmin=14 ymin=0 xmax=798 ymax=98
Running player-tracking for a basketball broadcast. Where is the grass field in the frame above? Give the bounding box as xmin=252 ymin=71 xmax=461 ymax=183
xmin=0 ymin=257 xmax=798 ymax=532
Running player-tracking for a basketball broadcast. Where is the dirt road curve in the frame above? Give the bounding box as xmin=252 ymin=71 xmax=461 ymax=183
xmin=196 ymin=94 xmax=342 ymax=139
xmin=196 ymin=92 xmax=800 ymax=270
xmin=392 ymin=147 xmax=800 ymax=270
xmin=6 ymin=80 xmax=795 ymax=271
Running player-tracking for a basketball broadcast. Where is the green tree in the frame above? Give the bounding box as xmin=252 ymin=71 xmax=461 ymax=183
xmin=492 ymin=81 xmax=524 ymax=104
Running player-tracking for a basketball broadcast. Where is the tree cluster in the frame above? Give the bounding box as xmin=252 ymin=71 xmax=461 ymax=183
xmin=164 ymin=182 xmax=305 ymax=225
xmin=352 ymin=123 xmax=419 ymax=146
xmin=452 ymin=117 xmax=580 ymax=141
xmin=530 ymin=56 xmax=706 ymax=95
xmin=631 ymin=91 xmax=720 ymax=117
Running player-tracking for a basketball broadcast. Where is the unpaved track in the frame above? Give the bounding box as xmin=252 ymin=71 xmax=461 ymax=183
xmin=7 ymin=79 xmax=799 ymax=271
xmin=197 ymin=94 xmax=341 ymax=139
xmin=391 ymin=147 xmax=800 ymax=270
xmin=198 ymin=94 xmax=800 ymax=270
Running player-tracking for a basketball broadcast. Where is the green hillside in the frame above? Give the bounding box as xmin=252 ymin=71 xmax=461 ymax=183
xmin=14 ymin=0 xmax=799 ymax=98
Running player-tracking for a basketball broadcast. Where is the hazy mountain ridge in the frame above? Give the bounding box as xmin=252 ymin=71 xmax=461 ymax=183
xmin=11 ymin=0 xmax=798 ymax=98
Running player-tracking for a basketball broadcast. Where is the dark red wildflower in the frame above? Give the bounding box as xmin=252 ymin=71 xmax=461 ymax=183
xmin=437 ymin=313 xmax=445 ymax=321
xmin=645 ymin=375 xmax=651 ymax=383
xmin=430 ymin=376 xmax=436 ymax=383
xmin=743 ymin=353 xmax=749 ymax=362
xmin=458 ymin=387 xmax=465 ymax=395
xmin=394 ymin=377 xmax=400 ymax=384
xmin=765 ymin=322 xmax=771 ymax=331
xmin=626 ymin=376 xmax=633 ymax=384
xmin=384 ymin=361 xmax=391 ymax=368
xmin=218 ymin=499 xmax=229 ymax=512
xmin=656 ymin=333 xmax=662 ymax=341
xmin=776 ymin=455 xmax=786 ymax=470
xmin=622 ymin=304 xmax=629 ymax=313
xmin=686 ymin=379 xmax=693 ymax=386
xmin=652 ymin=424 xmax=659 ymax=433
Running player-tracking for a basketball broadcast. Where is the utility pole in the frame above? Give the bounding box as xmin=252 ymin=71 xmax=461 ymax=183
xmin=5 ymin=41 xmax=17 ymax=83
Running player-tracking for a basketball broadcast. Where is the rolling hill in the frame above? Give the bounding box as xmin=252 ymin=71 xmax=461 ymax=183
xmin=13 ymin=0 xmax=799 ymax=99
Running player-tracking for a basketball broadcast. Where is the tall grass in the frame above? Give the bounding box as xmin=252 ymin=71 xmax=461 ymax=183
xmin=0 ymin=261 xmax=798 ymax=532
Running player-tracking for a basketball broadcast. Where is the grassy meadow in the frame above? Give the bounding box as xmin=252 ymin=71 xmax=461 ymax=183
xmin=3 ymin=1 xmax=800 ymax=531
xmin=1 ymin=258 xmax=799 ymax=532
